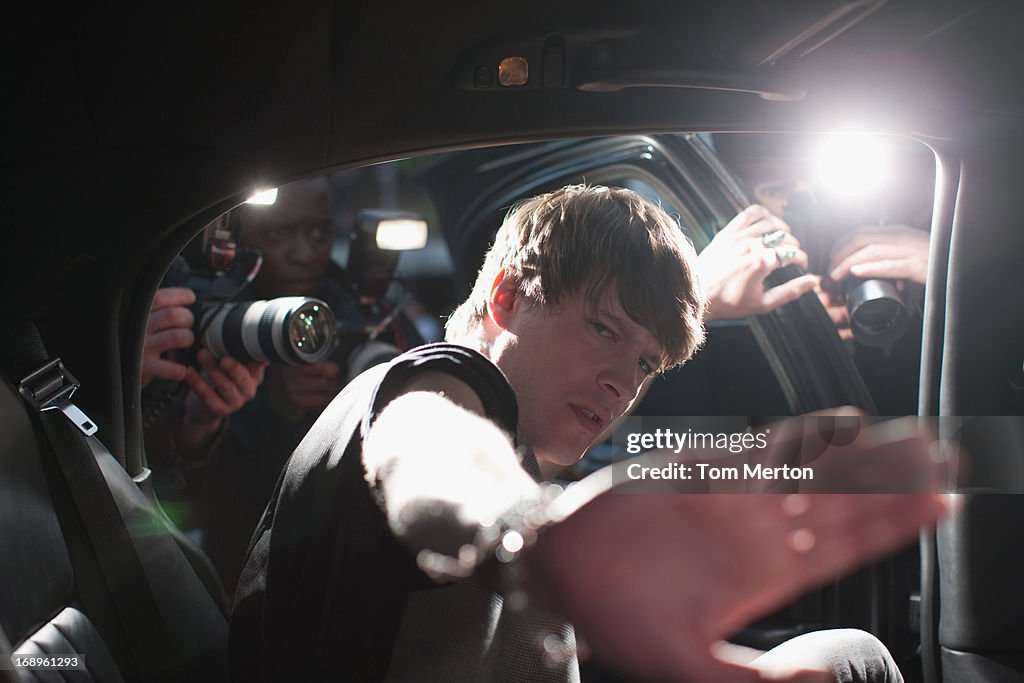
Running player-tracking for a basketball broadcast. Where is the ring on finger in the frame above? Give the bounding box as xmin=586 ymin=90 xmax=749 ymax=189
xmin=773 ymin=245 xmax=798 ymax=267
xmin=761 ymin=229 xmax=787 ymax=248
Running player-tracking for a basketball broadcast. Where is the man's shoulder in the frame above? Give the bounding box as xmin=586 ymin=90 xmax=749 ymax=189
xmin=276 ymin=342 xmax=518 ymax=489
xmin=363 ymin=343 xmax=518 ymax=437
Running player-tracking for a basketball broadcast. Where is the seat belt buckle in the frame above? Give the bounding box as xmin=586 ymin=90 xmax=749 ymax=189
xmin=18 ymin=358 xmax=98 ymax=436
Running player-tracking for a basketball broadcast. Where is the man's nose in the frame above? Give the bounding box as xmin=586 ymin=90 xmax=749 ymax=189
xmin=597 ymin=359 xmax=642 ymax=406
xmin=288 ymin=234 xmax=321 ymax=263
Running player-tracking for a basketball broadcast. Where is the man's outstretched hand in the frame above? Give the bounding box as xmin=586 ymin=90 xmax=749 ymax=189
xmin=524 ymin=427 xmax=950 ymax=682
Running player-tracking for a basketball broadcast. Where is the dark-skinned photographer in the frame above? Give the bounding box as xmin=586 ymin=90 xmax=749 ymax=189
xmin=143 ymin=176 xmax=426 ymax=594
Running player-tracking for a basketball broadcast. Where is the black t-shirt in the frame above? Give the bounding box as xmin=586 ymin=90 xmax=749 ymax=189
xmin=229 ymin=343 xmax=519 ymax=682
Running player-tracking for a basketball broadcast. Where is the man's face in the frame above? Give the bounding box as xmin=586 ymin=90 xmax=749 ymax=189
xmin=238 ymin=180 xmax=333 ymax=298
xmin=494 ymin=283 xmax=663 ymax=467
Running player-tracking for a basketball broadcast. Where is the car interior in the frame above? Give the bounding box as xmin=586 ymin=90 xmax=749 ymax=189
xmin=4 ymin=1 xmax=1024 ymax=681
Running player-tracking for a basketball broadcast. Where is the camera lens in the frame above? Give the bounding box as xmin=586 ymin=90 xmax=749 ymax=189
xmin=845 ymin=278 xmax=909 ymax=348
xmin=286 ymin=301 xmax=337 ymax=363
xmin=201 ymin=297 xmax=337 ymax=365
xmin=851 ymin=297 xmax=902 ymax=334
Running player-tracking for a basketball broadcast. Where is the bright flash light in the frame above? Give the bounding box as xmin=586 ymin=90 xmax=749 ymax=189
xmin=245 ymin=188 xmax=279 ymax=205
xmin=816 ymin=134 xmax=890 ymax=197
xmin=375 ymin=219 xmax=428 ymax=250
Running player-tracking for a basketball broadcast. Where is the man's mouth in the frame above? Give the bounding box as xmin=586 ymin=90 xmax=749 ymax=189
xmin=570 ymin=404 xmax=605 ymax=435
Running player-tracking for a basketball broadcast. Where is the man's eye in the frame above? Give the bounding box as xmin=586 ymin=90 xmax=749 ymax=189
xmin=639 ymin=358 xmax=654 ymax=376
xmin=592 ymin=322 xmax=614 ymax=338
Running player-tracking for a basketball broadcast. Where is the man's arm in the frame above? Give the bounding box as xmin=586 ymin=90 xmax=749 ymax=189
xmin=363 ymin=371 xmax=540 ymax=561
xmin=526 ymin=485 xmax=949 ymax=683
xmin=365 ymin=377 xmax=950 ymax=682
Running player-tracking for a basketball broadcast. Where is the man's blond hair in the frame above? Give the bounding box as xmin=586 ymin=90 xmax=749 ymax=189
xmin=446 ymin=185 xmax=706 ymax=370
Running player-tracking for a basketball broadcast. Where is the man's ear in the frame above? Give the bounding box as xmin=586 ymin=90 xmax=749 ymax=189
xmin=487 ymin=267 xmax=521 ymax=330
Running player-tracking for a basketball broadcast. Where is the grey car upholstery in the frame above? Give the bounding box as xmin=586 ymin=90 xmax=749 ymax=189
xmin=0 ymin=369 xmax=229 ymax=682
xmin=938 ymin=498 xmax=1024 ymax=682
xmin=936 ymin=418 xmax=1024 ymax=682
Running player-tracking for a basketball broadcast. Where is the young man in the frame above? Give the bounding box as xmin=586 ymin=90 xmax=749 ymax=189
xmin=230 ymin=185 xmax=946 ymax=682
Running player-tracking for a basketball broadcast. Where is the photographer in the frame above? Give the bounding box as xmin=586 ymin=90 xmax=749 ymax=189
xmin=144 ymin=175 xmax=426 ymax=593
xmin=713 ymin=133 xmax=933 ymax=414
xmin=231 ymin=177 xmax=353 ymax=422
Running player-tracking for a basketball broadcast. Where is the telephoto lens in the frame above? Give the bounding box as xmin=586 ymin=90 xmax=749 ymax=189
xmin=200 ymin=297 xmax=338 ymax=365
xmin=844 ymin=278 xmax=910 ymax=348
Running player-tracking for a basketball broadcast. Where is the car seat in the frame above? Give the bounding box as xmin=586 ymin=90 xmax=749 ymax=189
xmin=0 ymin=321 xmax=229 ymax=682
xmin=933 ymin=418 xmax=1024 ymax=682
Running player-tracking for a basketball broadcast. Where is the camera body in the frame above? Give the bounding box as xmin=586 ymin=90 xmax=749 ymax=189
xmin=327 ymin=209 xmax=432 ymax=378
xmin=163 ymin=234 xmax=338 ymax=367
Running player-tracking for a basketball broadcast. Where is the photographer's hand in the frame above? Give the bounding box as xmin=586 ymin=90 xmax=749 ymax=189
xmin=178 ymin=349 xmax=267 ymax=456
xmin=699 ymin=205 xmax=817 ymax=321
xmin=268 ymin=361 xmax=343 ymax=417
xmin=142 ymin=287 xmax=196 ymax=386
xmin=812 ymin=275 xmax=854 ymax=341
xmin=829 ymin=224 xmax=930 ymax=286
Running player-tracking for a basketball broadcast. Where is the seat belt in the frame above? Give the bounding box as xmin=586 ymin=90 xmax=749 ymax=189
xmin=15 ymin=352 xmax=177 ymax=683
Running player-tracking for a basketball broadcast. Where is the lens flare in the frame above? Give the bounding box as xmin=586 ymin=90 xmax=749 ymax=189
xmin=816 ymin=133 xmax=890 ymax=197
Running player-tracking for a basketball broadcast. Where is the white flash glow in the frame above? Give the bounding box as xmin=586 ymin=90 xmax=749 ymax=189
xmin=245 ymin=188 xmax=279 ymax=205
xmin=816 ymin=134 xmax=890 ymax=197
xmin=376 ymin=219 xmax=428 ymax=250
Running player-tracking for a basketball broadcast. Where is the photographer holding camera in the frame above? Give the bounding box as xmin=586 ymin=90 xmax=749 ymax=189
xmin=233 ymin=178 xmax=346 ymax=415
xmin=710 ymin=133 xmax=933 ymax=415
xmin=142 ymin=286 xmax=267 ymax=462
xmin=821 ymin=224 xmax=930 ymax=340
xmin=143 ymin=175 xmax=427 ymax=593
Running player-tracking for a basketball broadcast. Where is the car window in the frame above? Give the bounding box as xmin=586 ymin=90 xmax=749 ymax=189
xmin=142 ymin=132 xmax=937 ymax=591
xmin=141 ymin=166 xmax=452 ymax=590
xmin=712 ymin=132 xmax=937 ymax=415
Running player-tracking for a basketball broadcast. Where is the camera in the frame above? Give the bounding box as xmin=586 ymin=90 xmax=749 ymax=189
xmin=784 ymin=191 xmax=912 ymax=347
xmin=164 ymin=224 xmax=338 ymax=367
xmin=331 ymin=209 xmax=431 ymax=380
xmin=842 ymin=277 xmax=910 ymax=348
